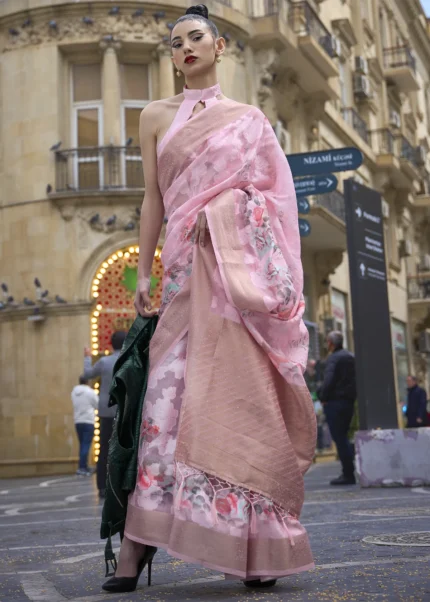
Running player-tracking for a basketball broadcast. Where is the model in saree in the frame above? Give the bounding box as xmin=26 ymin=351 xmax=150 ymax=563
xmin=102 ymin=4 xmax=316 ymax=594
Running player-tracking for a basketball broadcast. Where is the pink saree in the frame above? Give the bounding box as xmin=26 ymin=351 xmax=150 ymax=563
xmin=125 ymin=89 xmax=317 ymax=580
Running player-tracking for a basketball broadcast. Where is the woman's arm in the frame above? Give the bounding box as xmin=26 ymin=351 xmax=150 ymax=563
xmin=135 ymin=104 xmax=165 ymax=316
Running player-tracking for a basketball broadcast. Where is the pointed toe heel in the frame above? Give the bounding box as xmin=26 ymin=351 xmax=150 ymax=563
xmin=102 ymin=545 xmax=157 ymax=593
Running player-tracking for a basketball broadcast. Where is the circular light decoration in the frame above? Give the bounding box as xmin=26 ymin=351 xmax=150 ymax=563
xmin=94 ymin=408 xmax=100 ymax=462
xmin=90 ymin=245 xmax=163 ymax=350
xmin=89 ymin=245 xmax=164 ymax=463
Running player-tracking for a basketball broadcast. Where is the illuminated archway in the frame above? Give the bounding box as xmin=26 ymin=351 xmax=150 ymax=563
xmin=89 ymin=245 xmax=163 ymax=461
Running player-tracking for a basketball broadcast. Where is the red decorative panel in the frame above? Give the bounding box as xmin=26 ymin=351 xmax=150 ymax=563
xmin=91 ymin=248 xmax=163 ymax=355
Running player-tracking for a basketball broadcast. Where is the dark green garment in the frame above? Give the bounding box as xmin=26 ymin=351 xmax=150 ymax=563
xmin=100 ymin=314 xmax=158 ymax=575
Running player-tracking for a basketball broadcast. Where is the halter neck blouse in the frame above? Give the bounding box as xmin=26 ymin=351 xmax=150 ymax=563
xmin=157 ymin=83 xmax=222 ymax=156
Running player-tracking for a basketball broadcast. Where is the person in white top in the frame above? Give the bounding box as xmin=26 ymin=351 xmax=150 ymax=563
xmin=71 ymin=376 xmax=99 ymax=476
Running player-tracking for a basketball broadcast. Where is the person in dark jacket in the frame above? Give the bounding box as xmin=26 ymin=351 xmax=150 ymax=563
xmin=82 ymin=330 xmax=127 ymax=498
xmin=318 ymin=331 xmax=356 ymax=486
xmin=406 ymin=376 xmax=427 ymax=428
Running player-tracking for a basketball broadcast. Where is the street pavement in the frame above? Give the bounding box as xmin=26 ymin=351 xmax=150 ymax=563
xmin=1 ymin=462 xmax=430 ymax=602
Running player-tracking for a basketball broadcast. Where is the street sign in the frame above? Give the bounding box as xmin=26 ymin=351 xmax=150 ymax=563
xmin=288 ymin=147 xmax=363 ymax=177
xmin=299 ymin=218 xmax=311 ymax=237
xmin=297 ymin=198 xmax=310 ymax=215
xmin=344 ymin=179 xmax=397 ymax=430
xmin=294 ymin=174 xmax=338 ymax=197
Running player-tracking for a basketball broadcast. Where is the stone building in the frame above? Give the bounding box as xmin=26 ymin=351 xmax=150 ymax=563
xmin=0 ymin=0 xmax=429 ymax=477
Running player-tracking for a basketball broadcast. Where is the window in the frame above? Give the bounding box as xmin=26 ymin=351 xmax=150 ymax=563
xmin=120 ymin=64 xmax=150 ymax=188
xmin=379 ymin=9 xmax=388 ymax=50
xmin=360 ymin=0 xmax=369 ymax=23
xmin=330 ymin=288 xmax=350 ymax=350
xmin=73 ymin=64 xmax=102 ymax=102
xmin=120 ymin=64 xmax=150 ymax=100
xmin=425 ymin=87 xmax=430 ymax=131
xmin=72 ymin=64 xmax=103 ymax=190
xmin=339 ymin=60 xmax=350 ymax=108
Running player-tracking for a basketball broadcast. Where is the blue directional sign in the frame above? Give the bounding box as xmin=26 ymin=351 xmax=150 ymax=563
xmin=297 ymin=198 xmax=310 ymax=215
xmin=299 ymin=218 xmax=311 ymax=237
xmin=288 ymin=147 xmax=363 ymax=177
xmin=294 ymin=174 xmax=338 ymax=197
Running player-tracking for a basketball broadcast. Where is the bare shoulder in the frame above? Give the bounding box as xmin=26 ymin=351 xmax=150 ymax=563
xmin=140 ymin=95 xmax=183 ymax=134
xmin=141 ymin=96 xmax=182 ymax=119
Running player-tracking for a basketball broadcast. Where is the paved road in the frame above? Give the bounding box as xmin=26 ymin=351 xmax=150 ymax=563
xmin=1 ymin=462 xmax=430 ymax=601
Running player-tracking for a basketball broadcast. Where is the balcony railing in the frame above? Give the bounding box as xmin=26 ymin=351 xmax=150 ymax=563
xmin=314 ymin=189 xmax=345 ymax=223
xmin=369 ymin=128 xmax=396 ymax=155
xmin=418 ymin=175 xmax=430 ymax=196
xmin=383 ymin=45 xmax=416 ymax=73
xmin=341 ymin=108 xmax=369 ymax=145
xmin=408 ymin=274 xmax=430 ymax=301
xmin=250 ymin=0 xmax=290 ymax=21
xmin=54 ymin=146 xmax=143 ymax=192
xmin=398 ymin=135 xmax=418 ymax=168
xmin=289 ymin=1 xmax=335 ymax=58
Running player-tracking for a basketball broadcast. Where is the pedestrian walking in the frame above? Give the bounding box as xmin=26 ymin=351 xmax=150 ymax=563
xmin=71 ymin=376 xmax=98 ymax=476
xmin=318 ymin=331 xmax=356 ymax=485
xmin=82 ymin=330 xmax=127 ymax=498
xmin=101 ymin=4 xmax=316 ymax=594
xmin=406 ymin=375 xmax=428 ymax=428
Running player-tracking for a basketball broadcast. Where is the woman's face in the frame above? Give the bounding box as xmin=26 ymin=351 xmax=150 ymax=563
xmin=171 ymin=19 xmax=220 ymax=76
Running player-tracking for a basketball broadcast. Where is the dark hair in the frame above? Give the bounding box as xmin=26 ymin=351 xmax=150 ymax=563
xmin=172 ymin=5 xmax=219 ymax=39
xmin=111 ymin=330 xmax=127 ymax=351
xmin=79 ymin=375 xmax=89 ymax=385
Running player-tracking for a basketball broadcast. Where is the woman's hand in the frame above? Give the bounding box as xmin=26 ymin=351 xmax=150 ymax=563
xmin=195 ymin=210 xmax=210 ymax=247
xmin=134 ymin=277 xmax=158 ymax=317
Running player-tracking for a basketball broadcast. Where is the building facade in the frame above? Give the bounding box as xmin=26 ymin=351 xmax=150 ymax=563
xmin=0 ymin=0 xmax=429 ymax=477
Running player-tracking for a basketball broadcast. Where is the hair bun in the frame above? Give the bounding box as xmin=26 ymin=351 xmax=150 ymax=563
xmin=185 ymin=4 xmax=209 ymax=19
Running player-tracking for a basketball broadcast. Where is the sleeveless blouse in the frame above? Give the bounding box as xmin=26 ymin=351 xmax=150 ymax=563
xmin=157 ymin=83 xmax=222 ymax=157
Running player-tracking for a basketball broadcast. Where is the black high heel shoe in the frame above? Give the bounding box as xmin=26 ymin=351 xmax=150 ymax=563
xmin=102 ymin=545 xmax=157 ymax=593
xmin=244 ymin=579 xmax=277 ymax=588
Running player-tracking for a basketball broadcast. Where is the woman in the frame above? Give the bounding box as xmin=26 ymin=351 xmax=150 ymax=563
xmin=103 ymin=4 xmax=316 ymax=593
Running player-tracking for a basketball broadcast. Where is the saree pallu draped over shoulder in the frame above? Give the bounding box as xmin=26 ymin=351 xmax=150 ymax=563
xmin=125 ymin=99 xmax=317 ymax=580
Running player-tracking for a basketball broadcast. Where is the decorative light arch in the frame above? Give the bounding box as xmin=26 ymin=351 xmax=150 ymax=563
xmin=89 ymin=245 xmax=163 ymax=461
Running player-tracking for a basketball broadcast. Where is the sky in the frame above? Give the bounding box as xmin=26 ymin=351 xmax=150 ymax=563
xmin=421 ymin=0 xmax=430 ymax=16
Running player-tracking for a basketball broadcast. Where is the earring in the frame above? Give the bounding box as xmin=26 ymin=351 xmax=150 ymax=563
xmin=176 ymin=69 xmax=182 ymax=77
xmin=216 ymin=57 xmax=222 ymax=63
